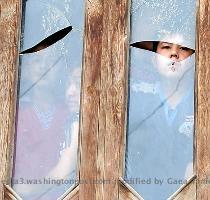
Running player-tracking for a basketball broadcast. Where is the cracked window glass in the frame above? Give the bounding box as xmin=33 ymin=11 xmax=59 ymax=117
xmin=125 ymin=0 xmax=196 ymax=199
xmin=12 ymin=0 xmax=84 ymax=199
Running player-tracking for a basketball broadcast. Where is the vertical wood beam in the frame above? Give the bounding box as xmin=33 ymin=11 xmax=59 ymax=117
xmin=79 ymin=0 xmax=129 ymax=199
xmin=196 ymin=0 xmax=210 ymax=199
xmin=0 ymin=1 xmax=21 ymax=199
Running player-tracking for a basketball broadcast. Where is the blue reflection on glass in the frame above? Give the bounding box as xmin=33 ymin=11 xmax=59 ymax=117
xmin=12 ymin=0 xmax=84 ymax=199
xmin=125 ymin=0 xmax=196 ymax=199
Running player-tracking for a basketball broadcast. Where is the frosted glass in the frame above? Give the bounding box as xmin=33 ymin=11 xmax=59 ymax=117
xmin=12 ymin=0 xmax=84 ymax=199
xmin=125 ymin=0 xmax=196 ymax=199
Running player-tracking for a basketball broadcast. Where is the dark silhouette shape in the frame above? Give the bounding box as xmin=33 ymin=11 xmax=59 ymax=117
xmin=20 ymin=26 xmax=72 ymax=54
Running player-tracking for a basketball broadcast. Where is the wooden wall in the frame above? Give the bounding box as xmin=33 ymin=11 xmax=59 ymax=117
xmin=1 ymin=0 xmax=210 ymax=199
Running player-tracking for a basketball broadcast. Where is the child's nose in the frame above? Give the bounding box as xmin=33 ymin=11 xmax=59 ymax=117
xmin=170 ymin=47 xmax=179 ymax=61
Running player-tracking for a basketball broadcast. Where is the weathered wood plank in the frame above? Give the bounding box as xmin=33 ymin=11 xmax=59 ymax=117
xmin=119 ymin=178 xmax=142 ymax=200
xmin=100 ymin=0 xmax=129 ymax=200
xmin=196 ymin=0 xmax=210 ymax=199
xmin=3 ymin=185 xmax=21 ymax=200
xmin=169 ymin=176 xmax=196 ymax=200
xmin=4 ymin=191 xmax=17 ymax=200
xmin=0 ymin=1 xmax=21 ymax=200
xmin=78 ymin=1 xmax=104 ymax=199
xmin=61 ymin=185 xmax=79 ymax=200
xmin=79 ymin=0 xmax=129 ymax=199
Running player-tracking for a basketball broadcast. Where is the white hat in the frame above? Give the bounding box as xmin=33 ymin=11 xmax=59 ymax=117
xmin=130 ymin=0 xmax=196 ymax=50
xmin=22 ymin=1 xmax=71 ymax=51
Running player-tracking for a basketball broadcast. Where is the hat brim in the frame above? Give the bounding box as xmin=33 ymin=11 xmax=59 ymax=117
xmin=130 ymin=41 xmax=195 ymax=54
xmin=130 ymin=41 xmax=155 ymax=52
xmin=20 ymin=26 xmax=72 ymax=55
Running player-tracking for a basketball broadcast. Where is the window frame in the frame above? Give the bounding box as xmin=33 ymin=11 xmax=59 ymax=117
xmin=0 ymin=0 xmax=22 ymax=199
xmin=0 ymin=0 xmax=209 ymax=199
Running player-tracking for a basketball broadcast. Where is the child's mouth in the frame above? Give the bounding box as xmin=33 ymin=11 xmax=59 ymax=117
xmin=168 ymin=61 xmax=181 ymax=72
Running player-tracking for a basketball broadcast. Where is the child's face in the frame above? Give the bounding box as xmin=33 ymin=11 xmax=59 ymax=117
xmin=156 ymin=42 xmax=194 ymax=62
xmin=155 ymin=42 xmax=194 ymax=78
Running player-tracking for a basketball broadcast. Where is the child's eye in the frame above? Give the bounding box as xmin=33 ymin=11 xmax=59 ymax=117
xmin=162 ymin=45 xmax=171 ymax=49
xmin=180 ymin=46 xmax=189 ymax=51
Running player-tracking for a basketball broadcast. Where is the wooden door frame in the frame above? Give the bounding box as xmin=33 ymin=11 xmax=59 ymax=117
xmin=1 ymin=0 xmax=210 ymax=199
xmin=196 ymin=0 xmax=210 ymax=198
xmin=79 ymin=0 xmax=129 ymax=199
xmin=0 ymin=0 xmax=22 ymax=199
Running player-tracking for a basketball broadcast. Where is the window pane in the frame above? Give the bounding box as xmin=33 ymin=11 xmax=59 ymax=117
xmin=125 ymin=0 xmax=196 ymax=199
xmin=12 ymin=0 xmax=84 ymax=199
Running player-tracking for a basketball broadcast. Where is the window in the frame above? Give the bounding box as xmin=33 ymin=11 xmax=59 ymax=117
xmin=125 ymin=1 xmax=196 ymax=199
xmin=0 ymin=0 xmax=210 ymax=199
xmin=12 ymin=0 xmax=85 ymax=198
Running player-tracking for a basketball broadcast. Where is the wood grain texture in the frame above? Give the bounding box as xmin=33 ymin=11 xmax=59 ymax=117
xmin=61 ymin=185 xmax=79 ymax=200
xmin=0 ymin=1 xmax=21 ymax=200
xmin=170 ymin=177 xmax=196 ymax=200
xmin=196 ymin=0 xmax=210 ymax=199
xmin=3 ymin=185 xmax=21 ymax=200
xmin=4 ymin=190 xmax=17 ymax=200
xmin=119 ymin=179 xmax=143 ymax=200
xmin=79 ymin=0 xmax=129 ymax=199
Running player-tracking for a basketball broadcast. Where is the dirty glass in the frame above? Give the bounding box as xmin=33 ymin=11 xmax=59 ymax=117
xmin=125 ymin=0 xmax=196 ymax=199
xmin=12 ymin=0 xmax=84 ymax=199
